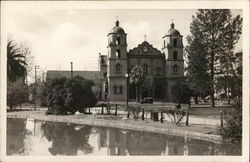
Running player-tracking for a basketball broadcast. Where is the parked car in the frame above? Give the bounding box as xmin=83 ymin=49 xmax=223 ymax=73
xmin=140 ymin=97 xmax=154 ymax=104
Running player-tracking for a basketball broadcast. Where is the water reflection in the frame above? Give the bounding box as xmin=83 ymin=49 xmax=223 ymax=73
xmin=41 ymin=121 xmax=93 ymax=155
xmin=7 ymin=118 xmax=28 ymax=155
xmin=7 ymin=118 xmax=241 ymax=156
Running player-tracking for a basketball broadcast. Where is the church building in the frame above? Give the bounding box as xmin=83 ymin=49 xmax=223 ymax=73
xmin=99 ymin=20 xmax=184 ymax=102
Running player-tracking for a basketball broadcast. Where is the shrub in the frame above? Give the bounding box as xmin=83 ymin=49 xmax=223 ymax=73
xmin=7 ymin=79 xmax=27 ymax=109
xmin=165 ymin=108 xmax=186 ymax=126
xmin=219 ymin=99 xmax=242 ymax=143
xmin=43 ymin=76 xmax=97 ymax=115
xmin=128 ymin=106 xmax=141 ymax=119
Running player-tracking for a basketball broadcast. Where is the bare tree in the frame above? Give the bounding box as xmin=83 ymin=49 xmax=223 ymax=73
xmin=19 ymin=42 xmax=35 ymax=84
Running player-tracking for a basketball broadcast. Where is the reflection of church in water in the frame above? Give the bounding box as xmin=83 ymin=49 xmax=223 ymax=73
xmin=90 ymin=127 xmax=219 ymax=156
xmin=99 ymin=20 xmax=184 ymax=102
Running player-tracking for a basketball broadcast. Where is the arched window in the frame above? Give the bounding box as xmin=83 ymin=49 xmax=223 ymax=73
xmin=173 ymin=51 xmax=178 ymax=60
xmin=173 ymin=64 xmax=178 ymax=72
xmin=173 ymin=39 xmax=177 ymax=47
xmin=116 ymin=36 xmax=121 ymax=45
xmin=114 ymin=86 xmax=117 ymax=94
xmin=119 ymin=86 xmax=123 ymax=94
xmin=116 ymin=63 xmax=121 ymax=71
xmin=163 ymin=40 xmax=166 ymax=47
xmin=116 ymin=49 xmax=121 ymax=59
xmin=143 ymin=63 xmax=148 ymax=74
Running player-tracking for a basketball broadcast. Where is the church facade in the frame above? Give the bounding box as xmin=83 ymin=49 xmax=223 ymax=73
xmin=99 ymin=20 xmax=184 ymax=102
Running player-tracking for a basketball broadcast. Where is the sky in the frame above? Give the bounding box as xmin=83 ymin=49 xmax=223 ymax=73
xmin=2 ymin=4 xmax=242 ymax=82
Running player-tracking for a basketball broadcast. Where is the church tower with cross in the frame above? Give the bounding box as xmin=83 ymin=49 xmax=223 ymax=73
xmin=106 ymin=19 xmax=128 ymax=101
xmin=162 ymin=22 xmax=185 ymax=101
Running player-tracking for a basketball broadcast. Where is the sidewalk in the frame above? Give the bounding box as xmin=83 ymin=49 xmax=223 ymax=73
xmin=7 ymin=106 xmax=221 ymax=126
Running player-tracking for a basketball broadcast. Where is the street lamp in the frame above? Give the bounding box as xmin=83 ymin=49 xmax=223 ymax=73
xmin=125 ymin=73 xmax=129 ymax=118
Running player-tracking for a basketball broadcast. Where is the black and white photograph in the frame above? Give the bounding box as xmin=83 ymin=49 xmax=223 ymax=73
xmin=0 ymin=1 xmax=249 ymax=162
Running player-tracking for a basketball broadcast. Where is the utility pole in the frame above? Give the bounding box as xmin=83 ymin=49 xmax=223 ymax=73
xmin=125 ymin=73 xmax=129 ymax=118
xmin=70 ymin=62 xmax=73 ymax=78
xmin=42 ymin=71 xmax=45 ymax=83
xmin=34 ymin=65 xmax=40 ymax=110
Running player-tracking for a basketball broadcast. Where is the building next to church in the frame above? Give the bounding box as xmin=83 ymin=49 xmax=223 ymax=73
xmin=99 ymin=20 xmax=184 ymax=102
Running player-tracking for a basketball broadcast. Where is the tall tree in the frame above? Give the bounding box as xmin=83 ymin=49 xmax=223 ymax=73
xmin=185 ymin=36 xmax=211 ymax=104
xmin=215 ymin=51 xmax=242 ymax=102
xmin=188 ymin=9 xmax=242 ymax=107
xmin=19 ymin=42 xmax=34 ymax=84
xmin=7 ymin=39 xmax=29 ymax=109
xmin=233 ymin=52 xmax=242 ymax=98
xmin=129 ymin=65 xmax=146 ymax=102
xmin=142 ymin=75 xmax=154 ymax=98
xmin=171 ymin=81 xmax=192 ymax=104
xmin=7 ymin=39 xmax=27 ymax=82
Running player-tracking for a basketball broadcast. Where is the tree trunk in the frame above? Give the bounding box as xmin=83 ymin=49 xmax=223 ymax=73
xmin=227 ymin=89 xmax=231 ymax=104
xmin=210 ymin=50 xmax=215 ymax=108
xmin=195 ymin=95 xmax=198 ymax=104
xmin=136 ymin=85 xmax=139 ymax=103
xmin=139 ymin=85 xmax=142 ymax=102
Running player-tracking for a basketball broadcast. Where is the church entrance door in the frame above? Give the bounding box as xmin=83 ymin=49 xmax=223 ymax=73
xmin=154 ymin=85 xmax=165 ymax=101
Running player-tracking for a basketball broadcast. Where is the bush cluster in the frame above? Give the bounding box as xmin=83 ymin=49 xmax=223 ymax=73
xmin=219 ymin=99 xmax=242 ymax=143
xmin=43 ymin=76 xmax=97 ymax=115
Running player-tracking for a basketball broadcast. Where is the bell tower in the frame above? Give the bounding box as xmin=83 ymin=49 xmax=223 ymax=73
xmin=107 ymin=20 xmax=128 ymax=101
xmin=162 ymin=22 xmax=184 ymax=101
xmin=162 ymin=22 xmax=184 ymax=77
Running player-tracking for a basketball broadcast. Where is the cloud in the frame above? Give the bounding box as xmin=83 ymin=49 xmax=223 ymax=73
xmin=20 ymin=14 xmax=52 ymax=36
xmin=123 ymin=21 xmax=167 ymax=50
xmin=49 ymin=22 xmax=87 ymax=50
xmin=123 ymin=21 xmax=151 ymax=48
xmin=3 ymin=7 xmax=242 ymax=74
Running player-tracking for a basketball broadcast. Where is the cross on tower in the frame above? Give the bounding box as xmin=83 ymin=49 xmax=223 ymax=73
xmin=144 ymin=34 xmax=147 ymax=41
xmin=116 ymin=16 xmax=119 ymax=20
xmin=171 ymin=19 xmax=173 ymax=23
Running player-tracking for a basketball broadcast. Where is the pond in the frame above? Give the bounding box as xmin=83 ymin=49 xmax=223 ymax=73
xmin=7 ymin=118 xmax=241 ymax=156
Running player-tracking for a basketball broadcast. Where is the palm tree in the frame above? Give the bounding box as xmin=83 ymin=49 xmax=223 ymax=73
xmin=129 ymin=65 xmax=146 ymax=102
xmin=7 ymin=40 xmax=27 ymax=82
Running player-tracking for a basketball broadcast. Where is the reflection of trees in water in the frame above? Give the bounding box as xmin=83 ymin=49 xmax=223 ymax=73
xmin=7 ymin=118 xmax=242 ymax=156
xmin=7 ymin=118 xmax=30 ymax=155
xmin=40 ymin=122 xmax=93 ymax=155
